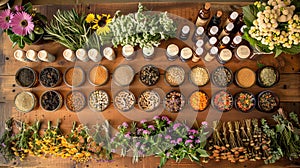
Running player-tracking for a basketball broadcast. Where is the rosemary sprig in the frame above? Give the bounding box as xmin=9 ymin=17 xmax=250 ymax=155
xmin=0 ymin=118 xmax=15 ymax=162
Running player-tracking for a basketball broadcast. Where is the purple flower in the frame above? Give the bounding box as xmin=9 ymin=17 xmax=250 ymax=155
xmin=162 ymin=116 xmax=170 ymax=121
xmin=166 ymin=152 xmax=170 ymax=157
xmin=1 ymin=143 xmax=6 ymax=147
xmin=167 ymin=121 xmax=172 ymax=125
xmin=140 ymin=119 xmax=147 ymax=124
xmin=141 ymin=144 xmax=145 ymax=149
xmin=10 ymin=12 xmax=34 ymax=36
xmin=165 ymin=135 xmax=171 ymax=140
xmin=177 ymin=138 xmax=182 ymax=144
xmin=153 ymin=116 xmax=160 ymax=120
xmin=148 ymin=125 xmax=155 ymax=130
xmin=136 ymin=142 xmax=141 ymax=147
xmin=195 ymin=139 xmax=201 ymax=144
xmin=137 ymin=128 xmax=143 ymax=135
xmin=138 ymin=150 xmax=143 ymax=155
xmin=201 ymin=121 xmax=208 ymax=128
xmin=188 ymin=129 xmax=198 ymax=135
xmin=185 ymin=139 xmax=193 ymax=145
xmin=125 ymin=132 xmax=131 ymax=138
xmin=122 ymin=122 xmax=128 ymax=128
xmin=143 ymin=130 xmax=150 ymax=135
xmin=170 ymin=140 xmax=176 ymax=144
xmin=14 ymin=5 xmax=24 ymax=12
xmin=0 ymin=9 xmax=11 ymax=30
xmin=173 ymin=123 xmax=181 ymax=130
xmin=189 ymin=144 xmax=194 ymax=148
xmin=189 ymin=135 xmax=194 ymax=139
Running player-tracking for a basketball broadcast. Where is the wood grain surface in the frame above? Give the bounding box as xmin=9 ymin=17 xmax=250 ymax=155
xmin=0 ymin=2 xmax=300 ymax=168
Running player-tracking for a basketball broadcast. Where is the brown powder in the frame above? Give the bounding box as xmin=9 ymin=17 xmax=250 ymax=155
xmin=65 ymin=67 xmax=84 ymax=87
xmin=236 ymin=67 xmax=256 ymax=88
xmin=89 ymin=65 xmax=108 ymax=86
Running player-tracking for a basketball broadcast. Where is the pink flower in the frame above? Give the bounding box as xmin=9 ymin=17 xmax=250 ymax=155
xmin=140 ymin=119 xmax=147 ymax=124
xmin=148 ymin=125 xmax=155 ymax=130
xmin=153 ymin=115 xmax=160 ymax=120
xmin=177 ymin=138 xmax=182 ymax=144
xmin=124 ymin=132 xmax=131 ymax=138
xmin=121 ymin=122 xmax=128 ymax=128
xmin=195 ymin=139 xmax=200 ymax=143
xmin=201 ymin=121 xmax=208 ymax=128
xmin=165 ymin=135 xmax=171 ymax=140
xmin=173 ymin=123 xmax=181 ymax=130
xmin=185 ymin=139 xmax=193 ymax=145
xmin=142 ymin=130 xmax=150 ymax=135
xmin=0 ymin=9 xmax=11 ymax=30
xmin=161 ymin=116 xmax=170 ymax=121
xmin=189 ymin=135 xmax=194 ymax=139
xmin=14 ymin=5 xmax=24 ymax=12
xmin=10 ymin=12 xmax=34 ymax=36
xmin=188 ymin=129 xmax=198 ymax=135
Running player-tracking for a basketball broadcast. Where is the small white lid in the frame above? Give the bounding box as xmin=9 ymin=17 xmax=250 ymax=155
xmin=14 ymin=50 xmax=25 ymax=58
xmin=222 ymin=36 xmax=230 ymax=44
xmin=76 ymin=48 xmax=87 ymax=57
xmin=180 ymin=47 xmax=193 ymax=59
xmin=143 ymin=46 xmax=154 ymax=56
xmin=167 ymin=44 xmax=179 ymax=56
xmin=237 ymin=45 xmax=251 ymax=58
xmin=103 ymin=47 xmax=114 ymax=56
xmin=196 ymin=26 xmax=205 ymax=35
xmin=210 ymin=46 xmax=218 ymax=55
xmin=209 ymin=37 xmax=218 ymax=45
xmin=230 ymin=11 xmax=239 ymax=20
xmin=122 ymin=45 xmax=134 ymax=56
xmin=226 ymin=23 xmax=234 ymax=31
xmin=210 ymin=26 xmax=219 ymax=35
xmin=196 ymin=47 xmax=204 ymax=55
xmin=196 ymin=39 xmax=204 ymax=48
xmin=182 ymin=25 xmax=190 ymax=34
xmin=26 ymin=50 xmax=37 ymax=58
xmin=88 ymin=48 xmax=99 ymax=57
xmin=63 ymin=49 xmax=74 ymax=58
xmin=219 ymin=48 xmax=232 ymax=61
xmin=233 ymin=35 xmax=242 ymax=44
xmin=38 ymin=50 xmax=48 ymax=58
xmin=240 ymin=25 xmax=247 ymax=33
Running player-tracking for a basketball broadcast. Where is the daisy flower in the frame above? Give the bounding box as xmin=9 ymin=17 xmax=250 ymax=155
xmin=10 ymin=12 xmax=34 ymax=36
xmin=0 ymin=9 xmax=12 ymax=30
xmin=92 ymin=14 xmax=112 ymax=35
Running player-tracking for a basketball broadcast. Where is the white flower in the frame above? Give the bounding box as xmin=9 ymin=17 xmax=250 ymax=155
xmin=293 ymin=14 xmax=299 ymax=21
xmin=282 ymin=9 xmax=289 ymax=15
xmin=277 ymin=15 xmax=287 ymax=22
xmin=272 ymin=22 xmax=278 ymax=28
xmin=270 ymin=18 xmax=277 ymax=23
xmin=287 ymin=14 xmax=293 ymax=21
xmin=267 ymin=23 xmax=272 ymax=28
xmin=269 ymin=45 xmax=274 ymax=50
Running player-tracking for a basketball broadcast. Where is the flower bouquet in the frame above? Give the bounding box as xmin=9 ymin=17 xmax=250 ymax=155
xmin=0 ymin=3 xmax=47 ymax=48
xmin=243 ymin=0 xmax=300 ymax=57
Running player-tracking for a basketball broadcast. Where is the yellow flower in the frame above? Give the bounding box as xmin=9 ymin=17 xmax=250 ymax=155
xmin=92 ymin=14 xmax=112 ymax=35
xmin=86 ymin=13 xmax=95 ymax=23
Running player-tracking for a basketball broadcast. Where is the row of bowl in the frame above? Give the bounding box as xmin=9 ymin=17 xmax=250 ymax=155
xmin=14 ymin=89 xmax=279 ymax=113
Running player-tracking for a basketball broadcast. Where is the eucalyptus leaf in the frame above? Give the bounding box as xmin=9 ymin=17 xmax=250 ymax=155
xmin=29 ymin=32 xmax=35 ymax=41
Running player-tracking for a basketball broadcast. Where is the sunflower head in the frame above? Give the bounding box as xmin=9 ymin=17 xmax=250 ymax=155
xmin=92 ymin=14 xmax=112 ymax=35
xmin=86 ymin=13 xmax=95 ymax=23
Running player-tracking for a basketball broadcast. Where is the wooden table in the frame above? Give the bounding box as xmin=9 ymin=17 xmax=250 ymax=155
xmin=0 ymin=2 xmax=300 ymax=168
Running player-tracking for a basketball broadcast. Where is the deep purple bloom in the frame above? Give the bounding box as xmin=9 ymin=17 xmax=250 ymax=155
xmin=153 ymin=116 xmax=160 ymax=120
xmin=148 ymin=125 xmax=155 ymax=130
xmin=173 ymin=123 xmax=181 ymax=130
xmin=0 ymin=9 xmax=11 ymax=30
xmin=185 ymin=139 xmax=193 ymax=145
xmin=165 ymin=135 xmax=171 ymax=140
xmin=177 ymin=138 xmax=182 ymax=144
xmin=140 ymin=119 xmax=147 ymax=124
xmin=143 ymin=130 xmax=150 ymax=135
xmin=10 ymin=11 xmax=34 ymax=36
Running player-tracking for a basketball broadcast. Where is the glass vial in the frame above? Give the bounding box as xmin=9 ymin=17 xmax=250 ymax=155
xmin=63 ymin=49 xmax=76 ymax=62
xmin=88 ymin=48 xmax=102 ymax=62
xmin=179 ymin=25 xmax=190 ymax=40
xmin=103 ymin=47 xmax=116 ymax=61
xmin=166 ymin=44 xmax=179 ymax=61
xmin=192 ymin=47 xmax=204 ymax=63
xmin=122 ymin=45 xmax=136 ymax=60
xmin=204 ymin=46 xmax=218 ymax=62
xmin=76 ymin=48 xmax=89 ymax=62
xmin=38 ymin=50 xmax=56 ymax=62
xmin=180 ymin=47 xmax=193 ymax=62
xmin=26 ymin=49 xmax=39 ymax=62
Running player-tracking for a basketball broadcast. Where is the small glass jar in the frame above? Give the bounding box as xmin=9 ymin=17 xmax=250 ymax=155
xmin=122 ymin=45 xmax=136 ymax=60
xmin=26 ymin=49 xmax=39 ymax=62
xmin=217 ymin=48 xmax=232 ymax=64
xmin=63 ymin=49 xmax=76 ymax=62
xmin=39 ymin=67 xmax=62 ymax=88
xmin=204 ymin=46 xmax=218 ymax=62
xmin=63 ymin=66 xmax=86 ymax=87
xmin=234 ymin=67 xmax=256 ymax=88
xmin=143 ymin=46 xmax=155 ymax=61
xmin=218 ymin=36 xmax=230 ymax=50
xmin=38 ymin=50 xmax=56 ymax=62
xmin=14 ymin=50 xmax=29 ymax=62
xmin=179 ymin=25 xmax=190 ymax=40
xmin=207 ymin=26 xmax=219 ymax=37
xmin=166 ymin=44 xmax=179 ymax=61
xmin=230 ymin=35 xmax=242 ymax=49
xmin=103 ymin=47 xmax=116 ymax=61
xmin=76 ymin=48 xmax=89 ymax=62
xmin=88 ymin=48 xmax=102 ymax=62
xmin=193 ymin=26 xmax=205 ymax=42
xmin=204 ymin=36 xmax=218 ymax=51
xmin=180 ymin=47 xmax=193 ymax=62
xmin=192 ymin=47 xmax=204 ymax=63
xmin=195 ymin=39 xmax=204 ymax=49
xmin=234 ymin=45 xmax=252 ymax=60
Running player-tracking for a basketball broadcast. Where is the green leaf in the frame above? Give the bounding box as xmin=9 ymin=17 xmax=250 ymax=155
xmin=274 ymin=48 xmax=283 ymax=58
xmin=23 ymin=36 xmax=32 ymax=45
xmin=275 ymin=124 xmax=285 ymax=133
xmin=190 ymin=154 xmax=199 ymax=161
xmin=196 ymin=148 xmax=209 ymax=157
xmin=280 ymin=44 xmax=300 ymax=55
xmin=242 ymin=5 xmax=257 ymax=27
xmin=29 ymin=32 xmax=35 ymax=41
xmin=23 ymin=2 xmax=33 ymax=12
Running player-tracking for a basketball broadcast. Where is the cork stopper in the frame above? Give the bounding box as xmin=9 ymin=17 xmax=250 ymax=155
xmin=204 ymin=3 xmax=211 ymax=10
xmin=216 ymin=10 xmax=223 ymax=18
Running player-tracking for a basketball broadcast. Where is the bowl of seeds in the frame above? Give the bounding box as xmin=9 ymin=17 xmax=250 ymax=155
xmin=139 ymin=65 xmax=160 ymax=86
xmin=165 ymin=65 xmax=185 ymax=87
xmin=65 ymin=91 xmax=86 ymax=112
xmin=88 ymin=90 xmax=110 ymax=112
xmin=164 ymin=90 xmax=185 ymax=113
xmin=15 ymin=67 xmax=38 ymax=88
xmin=211 ymin=66 xmax=233 ymax=88
xmin=40 ymin=90 xmax=63 ymax=112
xmin=189 ymin=66 xmax=210 ymax=87
xmin=39 ymin=67 xmax=62 ymax=88
xmin=189 ymin=90 xmax=209 ymax=112
xmin=138 ymin=90 xmax=161 ymax=112
xmin=256 ymin=66 xmax=279 ymax=88
xmin=114 ymin=90 xmax=136 ymax=112
xmin=257 ymin=90 xmax=279 ymax=113
xmin=211 ymin=90 xmax=233 ymax=112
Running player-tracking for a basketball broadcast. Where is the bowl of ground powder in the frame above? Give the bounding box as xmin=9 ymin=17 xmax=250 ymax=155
xmin=88 ymin=65 xmax=109 ymax=86
xmin=235 ymin=67 xmax=256 ymax=88
xmin=64 ymin=66 xmax=85 ymax=87
xmin=14 ymin=91 xmax=37 ymax=113
xmin=15 ymin=67 xmax=38 ymax=88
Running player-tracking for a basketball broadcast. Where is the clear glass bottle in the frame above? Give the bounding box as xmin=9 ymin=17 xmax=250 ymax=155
xmin=192 ymin=47 xmax=204 ymax=63
xmin=166 ymin=44 xmax=179 ymax=61
xmin=122 ymin=45 xmax=136 ymax=60
xmin=218 ymin=36 xmax=231 ymax=50
xmin=76 ymin=48 xmax=89 ymax=62
xmin=192 ymin=26 xmax=205 ymax=42
xmin=180 ymin=47 xmax=193 ymax=62
xmin=195 ymin=3 xmax=211 ymax=27
xmin=204 ymin=46 xmax=218 ymax=62
xmin=204 ymin=36 xmax=218 ymax=51
xmin=195 ymin=39 xmax=204 ymax=49
xmin=230 ymin=35 xmax=242 ymax=49
xmin=88 ymin=48 xmax=102 ymax=62
xmin=179 ymin=25 xmax=190 ymax=40
xmin=143 ymin=46 xmax=155 ymax=61
xmin=63 ymin=49 xmax=76 ymax=62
